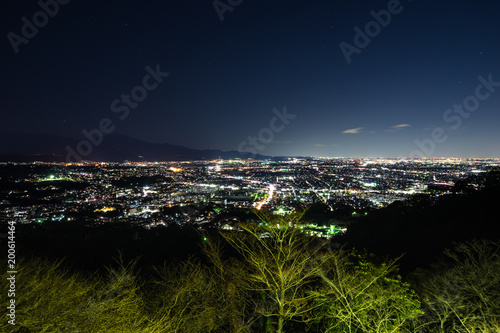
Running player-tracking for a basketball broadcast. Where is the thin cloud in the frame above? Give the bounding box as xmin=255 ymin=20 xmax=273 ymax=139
xmin=342 ymin=127 xmax=363 ymax=134
xmin=386 ymin=124 xmax=412 ymax=132
xmin=314 ymin=144 xmax=326 ymax=147
xmin=392 ymin=124 xmax=411 ymax=129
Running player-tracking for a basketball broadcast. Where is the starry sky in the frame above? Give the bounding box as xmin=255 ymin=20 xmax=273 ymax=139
xmin=1 ymin=0 xmax=500 ymax=158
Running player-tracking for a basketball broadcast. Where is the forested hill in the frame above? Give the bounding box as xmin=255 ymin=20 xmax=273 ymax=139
xmin=342 ymin=170 xmax=500 ymax=273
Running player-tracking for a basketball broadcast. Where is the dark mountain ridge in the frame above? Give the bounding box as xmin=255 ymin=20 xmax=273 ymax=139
xmin=0 ymin=132 xmax=272 ymax=162
xmin=341 ymin=170 xmax=500 ymax=274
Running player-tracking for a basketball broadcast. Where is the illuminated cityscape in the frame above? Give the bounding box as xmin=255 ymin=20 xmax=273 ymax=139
xmin=2 ymin=157 xmax=498 ymax=238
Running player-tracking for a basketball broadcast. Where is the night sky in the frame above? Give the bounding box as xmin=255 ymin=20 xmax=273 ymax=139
xmin=1 ymin=0 xmax=500 ymax=158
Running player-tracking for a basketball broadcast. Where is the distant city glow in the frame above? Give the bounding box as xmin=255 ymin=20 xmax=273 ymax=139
xmin=1 ymin=158 xmax=498 ymax=237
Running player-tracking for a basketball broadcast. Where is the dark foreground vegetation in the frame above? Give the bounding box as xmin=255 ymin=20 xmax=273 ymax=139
xmin=341 ymin=169 xmax=500 ymax=275
xmin=2 ymin=212 xmax=500 ymax=332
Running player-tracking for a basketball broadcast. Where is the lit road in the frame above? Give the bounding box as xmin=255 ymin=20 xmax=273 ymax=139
xmin=256 ymin=184 xmax=275 ymax=210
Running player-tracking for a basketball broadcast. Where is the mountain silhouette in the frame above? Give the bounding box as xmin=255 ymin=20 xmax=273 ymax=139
xmin=0 ymin=132 xmax=271 ymax=162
